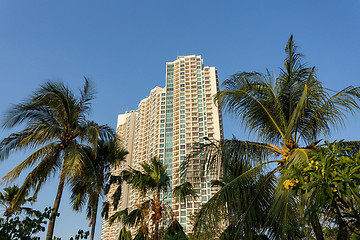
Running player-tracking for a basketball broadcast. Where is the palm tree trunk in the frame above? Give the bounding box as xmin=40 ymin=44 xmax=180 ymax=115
xmin=336 ymin=217 xmax=348 ymax=240
xmin=154 ymin=220 xmax=159 ymax=240
xmin=90 ymin=194 xmax=99 ymax=240
xmin=153 ymin=192 xmax=161 ymax=240
xmin=46 ymin=170 xmax=66 ymax=240
xmin=310 ymin=214 xmax=324 ymax=240
xmin=332 ymin=201 xmax=348 ymax=240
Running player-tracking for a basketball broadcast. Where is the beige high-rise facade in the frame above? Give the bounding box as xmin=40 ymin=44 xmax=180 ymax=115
xmin=101 ymin=55 xmax=223 ymax=239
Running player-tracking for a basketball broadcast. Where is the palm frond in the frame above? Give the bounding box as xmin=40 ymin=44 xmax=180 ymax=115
xmin=117 ymin=226 xmax=132 ymax=240
xmin=172 ymin=182 xmax=198 ymax=203
xmin=266 ymin=185 xmax=303 ymax=239
xmin=10 ymin=150 xmax=62 ymax=207
xmin=193 ymin=163 xmax=275 ymax=237
xmin=285 ymin=67 xmax=315 ymax=141
xmin=79 ymin=77 xmax=96 ymax=115
xmin=108 ymin=208 xmax=129 ymax=225
xmin=185 ymin=138 xmax=277 ymax=178
xmin=101 ymin=201 xmax=110 ymax=219
xmin=215 ymin=73 xmax=287 ymax=143
xmin=339 ymin=140 xmax=360 ymax=155
xmin=297 ymin=86 xmax=360 ymax=143
xmin=1 ymin=142 xmax=59 ymax=184
xmin=0 ymin=126 xmax=60 ymax=160
xmin=63 ymin=141 xmax=89 ymax=180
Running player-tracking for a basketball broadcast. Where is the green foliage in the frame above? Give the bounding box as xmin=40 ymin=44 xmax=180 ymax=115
xmin=0 ymin=207 xmax=53 ymax=240
xmin=0 ymin=78 xmax=113 ymax=199
xmin=52 ymin=229 xmax=89 ymax=240
xmin=70 ymin=229 xmax=90 ymax=240
xmin=106 ymin=158 xmax=193 ymax=240
xmin=192 ymin=148 xmax=281 ymax=239
xmin=117 ymin=226 xmax=132 ymax=240
xmin=192 ymin=35 xmax=360 ymax=239
xmin=0 ymin=185 xmax=35 ymax=222
xmin=0 ymin=78 xmax=113 ymax=239
xmin=122 ymin=157 xmax=171 ymax=195
xmin=172 ymin=182 xmax=198 ymax=204
xmin=164 ymin=220 xmax=188 ymax=240
xmin=70 ymin=138 xmax=127 ymax=239
xmin=283 ymin=140 xmax=360 ymax=237
xmin=216 ymin=36 xmax=360 ymax=146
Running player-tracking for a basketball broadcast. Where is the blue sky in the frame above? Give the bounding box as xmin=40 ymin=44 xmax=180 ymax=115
xmin=0 ymin=0 xmax=359 ymax=239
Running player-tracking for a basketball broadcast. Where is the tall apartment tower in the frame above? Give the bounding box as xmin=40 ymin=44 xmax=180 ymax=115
xmin=101 ymin=55 xmax=223 ymax=239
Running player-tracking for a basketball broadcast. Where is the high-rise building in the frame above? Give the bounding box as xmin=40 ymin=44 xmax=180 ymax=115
xmin=101 ymin=55 xmax=223 ymax=239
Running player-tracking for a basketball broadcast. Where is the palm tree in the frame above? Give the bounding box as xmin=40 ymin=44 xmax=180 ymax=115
xmin=193 ymin=35 xmax=360 ymax=239
xmin=107 ymin=157 xmax=196 ymax=240
xmin=191 ymin=139 xmax=279 ymax=239
xmin=0 ymin=79 xmax=113 ymax=239
xmin=70 ymin=138 xmax=128 ymax=240
xmin=0 ymin=185 xmax=34 ymax=222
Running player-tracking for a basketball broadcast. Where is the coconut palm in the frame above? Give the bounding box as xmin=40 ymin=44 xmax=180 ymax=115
xmin=0 ymin=79 xmax=113 ymax=239
xmin=191 ymin=139 xmax=281 ymax=239
xmin=193 ymin=35 xmax=360 ymax=239
xmin=107 ymin=157 xmax=196 ymax=240
xmin=70 ymin=138 xmax=128 ymax=240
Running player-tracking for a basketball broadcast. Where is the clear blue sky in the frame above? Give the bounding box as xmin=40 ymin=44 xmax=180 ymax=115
xmin=0 ymin=0 xmax=359 ymax=239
